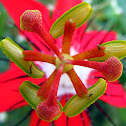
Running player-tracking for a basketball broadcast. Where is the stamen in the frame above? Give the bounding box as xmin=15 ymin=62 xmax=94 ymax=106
xmin=73 ymin=46 xmax=105 ymax=60
xmin=35 ymin=26 xmax=64 ymax=60
xmin=67 ymin=57 xmax=123 ymax=82
xmin=49 ymin=64 xmax=64 ymax=96
xmin=23 ymin=50 xmax=56 ymax=65
xmin=36 ymin=65 xmax=64 ymax=121
xmin=36 ymin=95 xmax=62 ymax=122
xmin=20 ymin=10 xmax=64 ymax=60
xmin=61 ymin=20 xmax=76 ymax=54
xmin=67 ymin=68 xmax=87 ymax=97
xmin=37 ymin=69 xmax=57 ymax=99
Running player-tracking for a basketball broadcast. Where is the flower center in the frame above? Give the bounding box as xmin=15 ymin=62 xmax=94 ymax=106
xmin=55 ymin=53 xmax=74 ymax=73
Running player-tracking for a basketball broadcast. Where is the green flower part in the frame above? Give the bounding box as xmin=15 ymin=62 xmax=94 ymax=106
xmin=63 ymin=78 xmax=106 ymax=117
xmin=89 ymin=40 xmax=126 ymax=61
xmin=19 ymin=81 xmax=43 ymax=109
xmin=0 ymin=37 xmax=44 ymax=78
xmin=50 ymin=2 xmax=92 ymax=38
xmin=19 ymin=81 xmax=63 ymax=122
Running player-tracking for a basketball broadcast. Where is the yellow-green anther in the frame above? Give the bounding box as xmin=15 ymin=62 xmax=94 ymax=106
xmin=63 ymin=78 xmax=106 ymax=117
xmin=0 ymin=37 xmax=44 ymax=78
xmin=89 ymin=40 xmax=126 ymax=61
xmin=19 ymin=81 xmax=43 ymax=109
xmin=50 ymin=2 xmax=92 ymax=38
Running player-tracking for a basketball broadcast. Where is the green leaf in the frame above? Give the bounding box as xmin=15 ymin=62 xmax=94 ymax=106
xmin=63 ymin=78 xmax=106 ymax=117
xmin=0 ymin=37 xmax=44 ymax=78
xmin=50 ymin=2 xmax=92 ymax=38
xmin=89 ymin=40 xmax=126 ymax=61
xmin=19 ymin=81 xmax=43 ymax=109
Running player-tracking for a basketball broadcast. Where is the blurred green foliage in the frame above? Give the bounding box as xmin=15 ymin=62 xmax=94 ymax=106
xmin=0 ymin=0 xmax=126 ymax=126
xmin=90 ymin=0 xmax=126 ymax=36
xmin=0 ymin=106 xmax=31 ymax=126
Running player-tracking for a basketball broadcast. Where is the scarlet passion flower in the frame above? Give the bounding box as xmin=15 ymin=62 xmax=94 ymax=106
xmin=0 ymin=0 xmax=126 ymax=125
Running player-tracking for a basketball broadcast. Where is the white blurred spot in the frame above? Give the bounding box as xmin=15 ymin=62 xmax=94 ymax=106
xmin=84 ymin=0 xmax=92 ymax=4
xmin=58 ymin=73 xmax=76 ymax=96
xmin=0 ymin=112 xmax=7 ymax=123
xmin=111 ymin=0 xmax=123 ymax=14
xmin=47 ymin=4 xmax=54 ymax=11
xmin=35 ymin=61 xmax=56 ymax=78
xmin=74 ymin=65 xmax=93 ymax=88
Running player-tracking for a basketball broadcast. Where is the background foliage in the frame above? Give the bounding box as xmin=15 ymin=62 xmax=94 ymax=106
xmin=0 ymin=0 xmax=126 ymax=126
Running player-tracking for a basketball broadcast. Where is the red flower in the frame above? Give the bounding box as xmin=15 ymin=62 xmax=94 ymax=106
xmin=0 ymin=0 xmax=126 ymax=125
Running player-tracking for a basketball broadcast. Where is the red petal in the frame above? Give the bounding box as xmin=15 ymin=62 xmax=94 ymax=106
xmin=52 ymin=0 xmax=82 ymax=22
xmin=71 ymin=23 xmax=87 ymax=50
xmin=21 ymin=32 xmax=53 ymax=55
xmin=54 ymin=95 xmax=91 ymax=126
xmin=77 ymin=30 xmax=117 ymax=52
xmin=0 ymin=63 xmax=46 ymax=112
xmin=54 ymin=110 xmax=91 ymax=126
xmin=68 ymin=111 xmax=90 ymax=126
xmin=100 ymin=93 xmax=126 ymax=108
xmin=54 ymin=95 xmax=67 ymax=126
xmin=29 ymin=110 xmax=50 ymax=126
xmin=99 ymin=83 xmax=126 ymax=107
xmin=87 ymin=70 xmax=126 ymax=107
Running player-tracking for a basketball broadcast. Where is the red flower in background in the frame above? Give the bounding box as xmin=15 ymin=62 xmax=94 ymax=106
xmin=0 ymin=0 xmax=126 ymax=125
